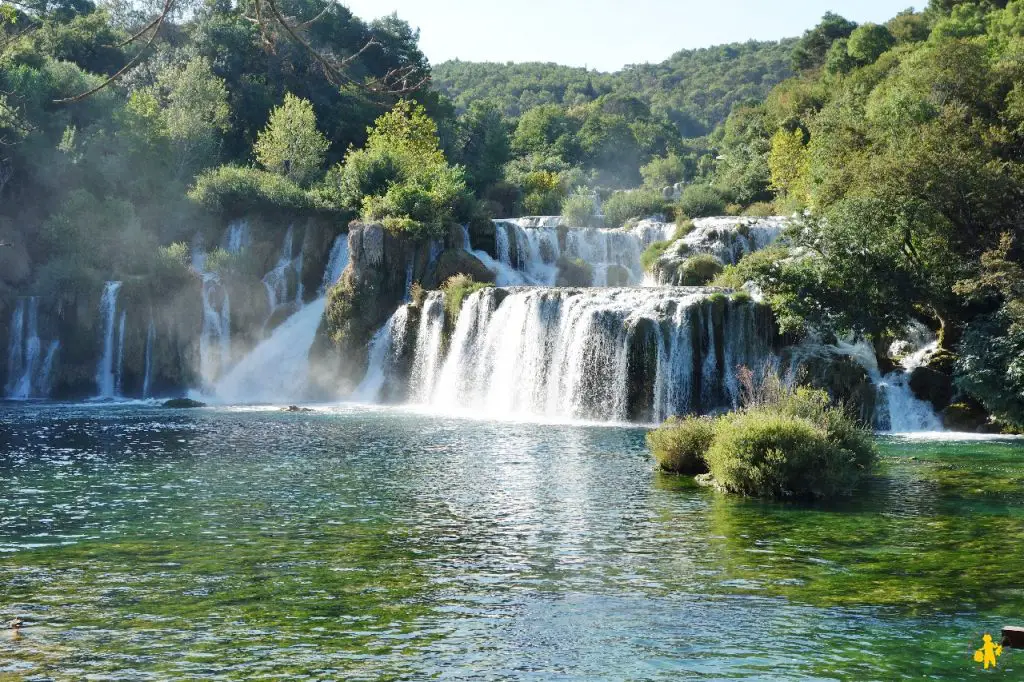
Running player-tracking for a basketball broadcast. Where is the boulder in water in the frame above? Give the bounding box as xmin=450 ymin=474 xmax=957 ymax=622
xmin=282 ymin=405 xmax=314 ymax=412
xmin=163 ymin=398 xmax=206 ymax=408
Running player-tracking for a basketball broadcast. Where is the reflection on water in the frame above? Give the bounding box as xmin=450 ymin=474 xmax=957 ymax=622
xmin=0 ymin=404 xmax=1022 ymax=679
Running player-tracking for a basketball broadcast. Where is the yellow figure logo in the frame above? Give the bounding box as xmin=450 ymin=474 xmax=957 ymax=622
xmin=974 ymin=634 xmax=1003 ymax=669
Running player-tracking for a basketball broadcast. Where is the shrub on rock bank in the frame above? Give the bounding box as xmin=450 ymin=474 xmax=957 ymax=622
xmin=648 ymin=369 xmax=876 ymax=500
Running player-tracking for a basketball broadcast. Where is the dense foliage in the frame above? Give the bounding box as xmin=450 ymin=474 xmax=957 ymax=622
xmin=703 ymin=1 xmax=1024 ymax=427
xmin=433 ymin=40 xmax=795 ymax=137
xmin=650 ymin=369 xmax=876 ymax=499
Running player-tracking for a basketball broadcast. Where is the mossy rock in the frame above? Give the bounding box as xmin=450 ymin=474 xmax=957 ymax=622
xmin=941 ymin=402 xmax=989 ymax=432
xmin=606 ymin=264 xmax=632 ymax=287
xmin=556 ymin=257 xmax=593 ymax=287
xmin=428 ymin=249 xmax=495 ymax=288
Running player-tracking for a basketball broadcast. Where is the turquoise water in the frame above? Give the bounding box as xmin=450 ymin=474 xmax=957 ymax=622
xmin=1 ymin=403 xmax=1022 ymax=680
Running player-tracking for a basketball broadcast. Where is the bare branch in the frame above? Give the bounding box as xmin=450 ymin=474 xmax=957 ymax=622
xmin=258 ymin=0 xmax=429 ymax=96
xmin=51 ymin=0 xmax=177 ymax=104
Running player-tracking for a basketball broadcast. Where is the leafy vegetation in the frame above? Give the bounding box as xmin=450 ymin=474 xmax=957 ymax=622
xmin=648 ymin=415 xmax=715 ymax=474
xmin=602 ymin=190 xmax=666 ymax=228
xmin=442 ymin=274 xmax=490 ymax=324
xmin=650 ymin=368 xmax=876 ymax=499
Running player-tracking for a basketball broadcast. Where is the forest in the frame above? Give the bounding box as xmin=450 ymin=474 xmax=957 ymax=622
xmin=1 ymin=0 xmax=1023 ymax=427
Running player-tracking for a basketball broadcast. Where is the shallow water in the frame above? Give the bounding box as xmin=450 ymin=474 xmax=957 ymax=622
xmin=1 ymin=403 xmax=1022 ymax=680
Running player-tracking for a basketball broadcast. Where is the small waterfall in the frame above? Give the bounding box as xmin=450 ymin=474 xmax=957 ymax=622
xmin=630 ymin=219 xmax=677 ymax=247
xmin=214 ymin=299 xmax=328 ymax=403
xmin=224 ymin=219 xmax=252 ymax=253
xmin=115 ymin=310 xmax=126 ymax=396
xmin=403 ymin=259 xmax=414 ymax=302
xmin=366 ymin=287 xmax=774 ymax=422
xmin=355 ymin=306 xmax=410 ymax=402
xmin=214 ymin=235 xmax=352 ymax=404
xmin=262 ymin=225 xmax=304 ymax=316
xmin=5 ymin=297 xmax=59 ymax=400
xmin=321 ymin=234 xmax=350 ymax=294
xmin=408 ymin=292 xmax=446 ymax=402
xmin=142 ymin=318 xmax=156 ymax=399
xmin=95 ymin=281 xmax=123 ymax=399
xmin=563 ymin=228 xmax=644 ymax=285
xmin=680 ymin=217 xmax=786 ymax=265
xmin=461 ymin=225 xmax=472 ymax=251
xmin=796 ymin=337 xmax=943 ymax=432
xmin=199 ymin=273 xmax=231 ymax=387
xmin=875 ymin=342 xmax=944 ymax=432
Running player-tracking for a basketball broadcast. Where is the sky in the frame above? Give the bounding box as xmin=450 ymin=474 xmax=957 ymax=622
xmin=342 ymin=0 xmax=919 ymax=72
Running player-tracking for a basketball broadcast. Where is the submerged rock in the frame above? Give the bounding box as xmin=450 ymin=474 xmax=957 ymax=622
xmin=163 ymin=398 xmax=206 ymax=408
xmin=282 ymin=405 xmax=314 ymax=412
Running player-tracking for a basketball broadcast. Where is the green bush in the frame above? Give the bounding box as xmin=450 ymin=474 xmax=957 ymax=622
xmin=602 ymin=190 xmax=666 ymax=228
xmin=442 ymin=274 xmax=491 ymax=324
xmin=561 ymin=191 xmax=600 ymax=227
xmin=706 ymin=412 xmax=847 ymax=499
xmin=673 ymin=218 xmax=695 ymax=240
xmin=731 ymin=290 xmax=752 ymax=304
xmin=680 ymin=254 xmax=724 ymax=285
xmin=648 ymin=367 xmax=876 ymax=500
xmin=679 ymin=184 xmax=726 ymax=218
xmin=742 ymin=201 xmax=776 ymax=217
xmin=648 ymin=416 xmax=716 ymax=474
xmin=190 ymin=165 xmax=322 ymax=215
xmin=641 ymin=240 xmax=672 ymax=272
xmin=555 ymin=256 xmax=594 ymax=286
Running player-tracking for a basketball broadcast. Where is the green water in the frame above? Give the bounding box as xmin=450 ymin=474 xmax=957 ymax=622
xmin=1 ymin=404 xmax=1022 ymax=680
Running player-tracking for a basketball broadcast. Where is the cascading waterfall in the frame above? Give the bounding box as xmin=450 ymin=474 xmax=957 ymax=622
xmin=142 ymin=318 xmax=156 ymax=399
xmin=224 ymin=219 xmax=252 ymax=253
xmin=365 ymin=287 xmax=775 ymax=422
xmin=355 ymin=306 xmax=410 ymax=402
xmin=95 ymin=281 xmax=124 ymax=399
xmin=262 ymin=225 xmax=304 ymax=316
xmin=488 ymin=218 xmax=655 ymax=286
xmin=213 ymin=233 xmax=350 ymax=403
xmin=199 ymin=273 xmax=231 ymax=387
xmin=322 ymin=235 xmax=349 ymax=292
xmin=4 ymin=297 xmax=59 ymax=400
xmin=407 ymin=292 xmax=446 ymax=401
xmin=791 ymin=336 xmax=944 ymax=432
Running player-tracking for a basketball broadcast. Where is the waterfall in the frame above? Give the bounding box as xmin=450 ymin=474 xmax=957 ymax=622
xmin=630 ymin=219 xmax=677 ymax=247
xmin=355 ymin=306 xmax=410 ymax=402
xmin=213 ymin=234 xmax=352 ymax=404
xmin=224 ymin=219 xmax=252 ymax=253
xmin=794 ymin=336 xmax=943 ymax=433
xmin=95 ymin=281 xmax=124 ymax=399
xmin=873 ymin=342 xmax=944 ymax=432
xmin=321 ymin=234 xmax=349 ymax=294
xmin=214 ymin=299 xmax=328 ymax=403
xmin=364 ymin=287 xmax=774 ymax=422
xmin=403 ymin=259 xmax=414 ymax=302
xmin=489 ymin=218 xmax=655 ymax=287
xmin=680 ymin=217 xmax=786 ymax=265
xmin=142 ymin=318 xmax=156 ymax=399
xmin=461 ymin=225 xmax=472 ymax=251
xmin=408 ymin=292 xmax=446 ymax=401
xmin=5 ymin=297 xmax=59 ymax=400
xmin=199 ymin=273 xmax=231 ymax=387
xmin=262 ymin=225 xmax=303 ymax=315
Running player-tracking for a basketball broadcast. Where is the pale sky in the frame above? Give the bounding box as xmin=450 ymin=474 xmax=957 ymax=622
xmin=343 ymin=0 xmax=918 ymax=72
